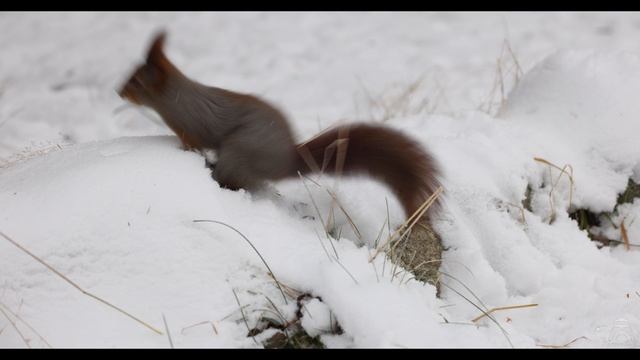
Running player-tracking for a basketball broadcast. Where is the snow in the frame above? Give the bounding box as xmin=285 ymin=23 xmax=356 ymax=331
xmin=1 ymin=12 xmax=640 ymax=348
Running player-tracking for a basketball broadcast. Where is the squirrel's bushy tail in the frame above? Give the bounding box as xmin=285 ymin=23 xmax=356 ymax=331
xmin=294 ymin=123 xmax=441 ymax=219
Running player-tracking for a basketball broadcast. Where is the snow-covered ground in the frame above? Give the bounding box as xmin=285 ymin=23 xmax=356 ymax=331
xmin=1 ymin=12 xmax=640 ymax=348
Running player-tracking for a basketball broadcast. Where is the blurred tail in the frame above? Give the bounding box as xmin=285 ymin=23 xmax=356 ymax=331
xmin=294 ymin=123 xmax=441 ymax=220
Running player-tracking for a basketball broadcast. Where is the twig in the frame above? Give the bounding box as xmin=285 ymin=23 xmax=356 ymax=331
xmin=0 ymin=231 xmax=163 ymax=335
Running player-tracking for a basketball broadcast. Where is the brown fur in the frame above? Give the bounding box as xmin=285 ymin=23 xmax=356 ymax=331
xmin=119 ymin=31 xmax=441 ymax=220
xmin=296 ymin=124 xmax=440 ymax=218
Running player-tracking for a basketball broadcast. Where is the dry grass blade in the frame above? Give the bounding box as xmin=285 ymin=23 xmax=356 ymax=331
xmin=439 ymin=280 xmax=513 ymax=348
xmin=298 ymin=173 xmax=329 ymax=231
xmin=296 ymin=145 xmax=322 ymax=174
xmin=181 ymin=320 xmax=218 ymax=336
xmin=310 ymin=129 xmax=350 ymax=240
xmin=334 ymin=259 xmax=359 ymax=285
xmin=479 ymin=58 xmax=501 ymax=114
xmin=218 ymin=304 xmax=251 ymax=322
xmin=504 ymin=39 xmax=524 ymax=81
xmin=193 ymin=220 xmax=288 ymax=305
xmin=621 ymin=220 xmax=630 ymax=251
xmin=162 ymin=313 xmax=174 ymax=348
xmin=384 ymin=76 xmax=426 ymax=122
xmin=534 ymin=158 xmax=574 ymax=198
xmin=536 ymin=336 xmax=588 ymax=348
xmin=534 ymin=157 xmax=574 ymax=222
xmin=357 ymin=75 xmax=429 ymax=122
xmin=334 ymin=127 xmax=350 ymax=178
xmin=551 ymin=164 xmax=574 ymax=206
xmin=0 ymin=231 xmax=163 ymax=335
xmin=263 ymin=295 xmax=287 ymax=323
xmin=325 ymin=188 xmax=362 ymax=241
xmin=0 ymin=301 xmax=52 ymax=348
xmin=298 ymin=173 xmax=340 ymax=260
xmin=388 ymin=234 xmax=412 ymax=283
xmin=369 ymin=186 xmax=443 ymax=262
xmin=590 ymin=235 xmax=640 ymax=248
xmin=266 ymin=273 xmax=303 ymax=300
xmin=231 ymin=288 xmax=258 ymax=345
xmin=471 ymin=303 xmax=538 ymax=323
xmin=371 ymin=259 xmax=380 ymax=283
xmin=313 ymin=228 xmax=333 ymax=262
xmin=498 ymin=58 xmax=506 ymax=107
xmin=251 ymin=308 xmax=288 ymax=326
xmin=441 ymin=321 xmax=487 ymax=327
xmin=439 ymin=272 xmax=488 ymax=311
xmin=404 ymin=259 xmax=446 ymax=285
xmin=355 ymin=76 xmax=377 ymax=120
xmin=0 ymin=304 xmax=30 ymax=348
xmin=373 ymin=216 xmax=388 ymax=250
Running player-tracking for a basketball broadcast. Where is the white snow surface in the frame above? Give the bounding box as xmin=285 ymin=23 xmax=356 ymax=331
xmin=1 ymin=12 xmax=640 ymax=348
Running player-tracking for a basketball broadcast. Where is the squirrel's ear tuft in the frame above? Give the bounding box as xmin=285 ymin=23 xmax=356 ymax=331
xmin=146 ymin=30 xmax=168 ymax=65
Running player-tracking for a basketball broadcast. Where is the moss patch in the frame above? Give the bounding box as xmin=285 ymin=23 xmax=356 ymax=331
xmin=264 ymin=329 xmax=325 ymax=349
xmin=389 ymin=218 xmax=443 ymax=295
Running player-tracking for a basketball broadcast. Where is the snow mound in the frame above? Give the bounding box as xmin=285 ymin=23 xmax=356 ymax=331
xmin=0 ymin=136 xmax=504 ymax=348
xmin=500 ymin=49 xmax=640 ymax=212
xmin=2 ymin=49 xmax=640 ymax=348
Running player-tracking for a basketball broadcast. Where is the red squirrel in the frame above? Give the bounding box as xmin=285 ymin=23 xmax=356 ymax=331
xmin=118 ymin=32 xmax=441 ymax=221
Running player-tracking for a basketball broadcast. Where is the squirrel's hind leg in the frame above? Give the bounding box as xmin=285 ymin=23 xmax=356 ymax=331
xmin=209 ymin=143 xmax=265 ymax=192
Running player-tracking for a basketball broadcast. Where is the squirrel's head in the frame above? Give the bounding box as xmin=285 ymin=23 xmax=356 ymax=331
xmin=118 ymin=31 xmax=174 ymax=105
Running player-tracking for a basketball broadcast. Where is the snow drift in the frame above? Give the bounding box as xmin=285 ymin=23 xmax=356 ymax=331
xmin=2 ymin=40 xmax=640 ymax=348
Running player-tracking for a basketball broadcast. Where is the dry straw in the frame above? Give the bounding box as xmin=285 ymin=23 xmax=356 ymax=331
xmin=0 ymin=231 xmax=163 ymax=335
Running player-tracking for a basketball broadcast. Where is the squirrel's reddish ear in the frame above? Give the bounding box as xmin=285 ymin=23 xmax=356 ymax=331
xmin=146 ymin=31 xmax=168 ymax=66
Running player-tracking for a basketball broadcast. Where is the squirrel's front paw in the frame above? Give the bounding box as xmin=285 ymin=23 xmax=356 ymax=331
xmin=202 ymin=149 xmax=218 ymax=165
